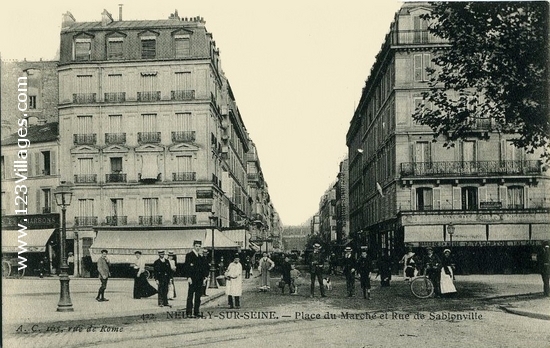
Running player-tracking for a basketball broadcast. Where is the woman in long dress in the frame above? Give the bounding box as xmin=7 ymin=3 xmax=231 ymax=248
xmin=225 ymin=254 xmax=243 ymax=309
xmin=439 ymin=249 xmax=457 ymax=296
xmin=133 ymin=251 xmax=158 ymax=299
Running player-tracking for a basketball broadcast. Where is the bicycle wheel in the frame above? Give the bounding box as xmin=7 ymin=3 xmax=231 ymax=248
xmin=144 ymin=269 xmax=151 ymax=279
xmin=410 ymin=276 xmax=434 ymax=299
xmin=2 ymin=261 xmax=11 ymax=278
xmin=15 ymin=266 xmax=26 ymax=278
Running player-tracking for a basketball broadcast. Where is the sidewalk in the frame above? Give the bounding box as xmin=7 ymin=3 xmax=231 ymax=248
xmin=2 ymin=276 xmax=233 ymax=325
xmin=2 ymin=274 xmax=549 ymax=325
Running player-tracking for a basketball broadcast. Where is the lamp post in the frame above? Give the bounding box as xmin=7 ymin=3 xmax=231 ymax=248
xmin=447 ymin=223 xmax=455 ymax=251
xmin=54 ymin=181 xmax=74 ymax=312
xmin=208 ymin=212 xmax=218 ymax=289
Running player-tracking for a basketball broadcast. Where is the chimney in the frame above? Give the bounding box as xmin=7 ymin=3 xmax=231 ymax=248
xmin=62 ymin=11 xmax=76 ymax=29
xmin=101 ymin=9 xmax=114 ymax=26
xmin=118 ymin=4 xmax=123 ymax=21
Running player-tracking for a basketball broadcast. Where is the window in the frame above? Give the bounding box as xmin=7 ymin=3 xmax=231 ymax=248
xmin=41 ymin=151 xmax=51 ymax=175
xmin=141 ymin=37 xmax=156 ymax=59
xmin=110 ymin=198 xmax=123 ymax=216
xmin=29 ymin=96 xmax=37 ymax=109
xmin=107 ymin=38 xmax=123 ymax=60
xmin=175 ymin=36 xmax=190 ymax=58
xmin=414 ymin=141 xmax=431 ymax=163
xmin=77 ymin=115 xmax=93 ymax=134
xmin=139 ymin=73 xmax=159 ymax=101
xmin=74 ymin=39 xmax=91 ymax=61
xmin=42 ymin=189 xmax=52 ymax=213
xmin=110 ymin=157 xmax=122 ymax=173
xmin=77 ymin=199 xmax=94 ymax=216
xmin=507 ymin=186 xmax=524 ymax=209
xmin=413 ymin=16 xmax=429 ymax=43
xmin=416 ymin=188 xmax=433 ymax=211
xmin=176 ymin=197 xmax=194 ymax=215
xmin=413 ymin=54 xmax=431 ymax=82
xmin=143 ymin=198 xmax=159 ymax=217
xmin=461 ymin=187 xmax=478 ymax=211
xmin=461 ymin=141 xmax=476 ymax=173
xmin=142 ymin=114 xmax=157 ymax=132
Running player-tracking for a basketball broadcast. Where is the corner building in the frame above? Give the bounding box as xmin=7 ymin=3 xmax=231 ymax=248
xmin=346 ymin=3 xmax=550 ymax=274
xmin=57 ymin=10 xmax=274 ymax=272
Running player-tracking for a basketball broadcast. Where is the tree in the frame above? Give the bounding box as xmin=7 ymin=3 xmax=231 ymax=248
xmin=413 ymin=2 xmax=549 ymax=159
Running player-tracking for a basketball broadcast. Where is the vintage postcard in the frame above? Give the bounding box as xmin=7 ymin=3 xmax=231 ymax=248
xmin=1 ymin=1 xmax=549 ymax=347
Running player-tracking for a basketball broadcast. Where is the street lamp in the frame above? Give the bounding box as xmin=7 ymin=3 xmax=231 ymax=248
xmin=54 ymin=181 xmax=74 ymax=312
xmin=208 ymin=212 xmax=218 ymax=289
xmin=447 ymin=223 xmax=455 ymax=250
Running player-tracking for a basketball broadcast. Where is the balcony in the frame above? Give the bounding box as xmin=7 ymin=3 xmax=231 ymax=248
xmin=138 ymin=132 xmax=161 ymax=144
xmin=73 ymin=93 xmax=96 ymax=104
xmin=392 ymin=30 xmax=448 ymax=45
xmin=172 ymin=172 xmax=196 ymax=181
xmin=137 ymin=91 xmax=161 ymax=102
xmin=104 ymin=92 xmax=126 ymax=103
xmin=75 ymin=216 xmax=98 ymax=226
xmin=139 ymin=215 xmax=163 ymax=226
xmin=106 ymin=216 xmax=128 ymax=226
xmin=173 ymin=215 xmax=197 ymax=225
xmin=105 ymin=133 xmax=126 ymax=145
xmin=171 ymin=131 xmax=196 ymax=143
xmin=171 ymin=90 xmax=195 ymax=101
xmin=106 ymin=173 xmax=127 ymax=183
xmin=400 ymin=160 xmax=541 ymax=177
xmin=73 ymin=134 xmax=97 ymax=145
xmin=74 ymin=174 xmax=97 ymax=183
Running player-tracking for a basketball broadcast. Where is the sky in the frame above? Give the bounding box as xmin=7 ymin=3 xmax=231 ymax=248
xmin=0 ymin=0 xmax=403 ymax=226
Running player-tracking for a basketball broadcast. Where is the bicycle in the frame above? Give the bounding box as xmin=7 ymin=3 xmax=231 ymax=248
xmin=410 ymin=275 xmax=434 ymax=299
xmin=2 ymin=257 xmax=26 ymax=278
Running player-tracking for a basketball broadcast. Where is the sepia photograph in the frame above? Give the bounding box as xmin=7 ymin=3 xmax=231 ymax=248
xmin=1 ymin=1 xmax=549 ymax=347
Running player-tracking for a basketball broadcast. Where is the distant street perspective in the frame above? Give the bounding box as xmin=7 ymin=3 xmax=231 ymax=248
xmin=1 ymin=1 xmax=550 ymax=347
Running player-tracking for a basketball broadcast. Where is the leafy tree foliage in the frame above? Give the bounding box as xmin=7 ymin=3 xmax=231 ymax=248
xmin=413 ymin=2 xmax=549 ymax=158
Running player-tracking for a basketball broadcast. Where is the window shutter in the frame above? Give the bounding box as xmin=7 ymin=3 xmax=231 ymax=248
xmin=36 ymin=189 xmax=41 ymax=213
xmin=423 ymin=54 xmax=431 ymax=81
xmin=433 ymin=187 xmax=441 ymax=210
xmin=500 ymin=140 xmax=506 ymax=164
xmin=524 ymin=186 xmax=529 ymax=208
xmin=452 ymin=187 xmax=462 ymax=210
xmin=35 ymin=153 xmax=41 ymax=176
xmin=414 ymin=54 xmax=422 ymax=81
xmin=410 ymin=188 xmax=416 ymax=210
xmin=50 ymin=151 xmax=57 ymax=176
xmin=499 ymin=186 xmax=508 ymax=208
xmin=478 ymin=186 xmax=487 ymax=203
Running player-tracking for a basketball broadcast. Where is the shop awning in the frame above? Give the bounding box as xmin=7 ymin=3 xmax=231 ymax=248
xmin=1 ymin=229 xmax=55 ymax=253
xmin=89 ymin=229 xmax=240 ymax=264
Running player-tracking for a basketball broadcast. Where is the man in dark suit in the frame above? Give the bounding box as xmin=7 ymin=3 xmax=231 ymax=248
xmin=153 ymin=250 xmax=172 ymax=308
xmin=539 ymin=241 xmax=550 ymax=297
xmin=184 ymin=240 xmax=209 ymax=317
xmin=342 ymin=247 xmax=356 ymax=297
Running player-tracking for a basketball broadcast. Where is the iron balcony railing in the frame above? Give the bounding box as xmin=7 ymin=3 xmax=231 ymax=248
xmin=105 ymin=133 xmax=126 ymax=144
xmin=75 ymin=216 xmax=98 ymax=226
xmin=173 ymin=215 xmax=197 ymax=225
xmin=73 ymin=93 xmax=96 ymax=104
xmin=104 ymin=92 xmax=126 ymax=103
xmin=138 ymin=132 xmax=161 ymax=144
xmin=392 ymin=30 xmax=448 ymax=45
xmin=73 ymin=133 xmax=97 ymax=145
xmin=172 ymin=172 xmax=196 ymax=181
xmin=106 ymin=173 xmax=127 ymax=183
xmin=74 ymin=174 xmax=97 ymax=183
xmin=171 ymin=131 xmax=196 ymax=143
xmin=139 ymin=215 xmax=163 ymax=226
xmin=401 ymin=160 xmax=541 ymax=177
xmin=106 ymin=216 xmax=128 ymax=226
xmin=137 ymin=91 xmax=161 ymax=102
xmin=171 ymin=90 xmax=195 ymax=101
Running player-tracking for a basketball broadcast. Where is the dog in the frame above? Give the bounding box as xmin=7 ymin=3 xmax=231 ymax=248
xmin=323 ymin=277 xmax=332 ymax=291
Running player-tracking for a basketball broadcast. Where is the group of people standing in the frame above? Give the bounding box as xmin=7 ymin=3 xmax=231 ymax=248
xmin=401 ymin=246 xmax=457 ymax=297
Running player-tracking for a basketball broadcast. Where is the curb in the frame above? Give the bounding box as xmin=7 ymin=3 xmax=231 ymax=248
xmin=498 ymin=306 xmax=550 ymax=321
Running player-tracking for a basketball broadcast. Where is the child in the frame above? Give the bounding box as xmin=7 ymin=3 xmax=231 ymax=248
xmin=290 ymin=263 xmax=301 ymax=295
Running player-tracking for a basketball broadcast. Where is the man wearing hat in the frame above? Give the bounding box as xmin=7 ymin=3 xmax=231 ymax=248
xmin=422 ymin=247 xmax=441 ymax=297
xmin=153 ymin=250 xmax=172 ymax=307
xmin=538 ymin=241 xmax=550 ymax=296
xmin=342 ymin=246 xmax=356 ymax=297
xmin=184 ymin=240 xmax=209 ymax=317
xmin=357 ymin=246 xmax=372 ymax=299
xmin=96 ymin=249 xmax=110 ymax=302
xmin=309 ymin=243 xmax=326 ymax=298
xmin=201 ymin=249 xmax=210 ymax=296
